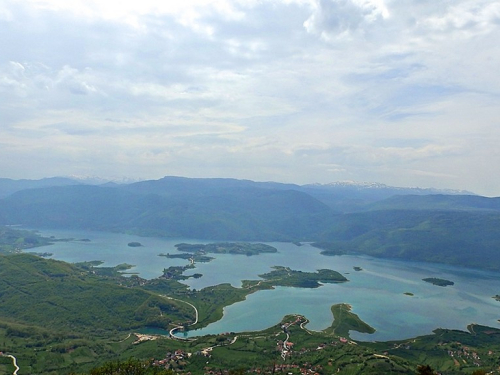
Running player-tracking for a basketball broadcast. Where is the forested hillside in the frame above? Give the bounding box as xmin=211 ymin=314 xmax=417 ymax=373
xmin=0 ymin=253 xmax=195 ymax=373
xmin=0 ymin=183 xmax=335 ymax=240
xmin=315 ymin=209 xmax=500 ymax=270
xmin=0 ymin=253 xmax=192 ymax=332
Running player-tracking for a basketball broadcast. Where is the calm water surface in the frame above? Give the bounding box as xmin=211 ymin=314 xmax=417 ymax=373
xmin=35 ymin=228 xmax=500 ymax=341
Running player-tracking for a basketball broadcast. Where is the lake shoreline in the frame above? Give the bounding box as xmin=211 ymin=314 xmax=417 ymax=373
xmin=29 ymin=228 xmax=500 ymax=342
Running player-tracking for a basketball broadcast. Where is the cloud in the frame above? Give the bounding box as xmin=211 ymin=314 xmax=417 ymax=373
xmin=0 ymin=0 xmax=499 ymax=195
xmin=304 ymin=0 xmax=389 ymax=39
xmin=420 ymin=1 xmax=500 ymax=36
xmin=55 ymin=66 xmax=98 ymax=95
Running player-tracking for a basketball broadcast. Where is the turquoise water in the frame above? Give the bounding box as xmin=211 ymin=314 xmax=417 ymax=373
xmin=35 ymin=228 xmax=500 ymax=341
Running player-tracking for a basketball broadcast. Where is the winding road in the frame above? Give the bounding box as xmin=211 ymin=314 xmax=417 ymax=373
xmin=162 ymin=295 xmax=199 ymax=340
xmin=281 ymin=333 xmax=290 ymax=360
xmin=4 ymin=354 xmax=19 ymax=375
xmin=278 ymin=315 xmax=306 ymax=361
xmin=201 ymin=335 xmax=239 ymax=356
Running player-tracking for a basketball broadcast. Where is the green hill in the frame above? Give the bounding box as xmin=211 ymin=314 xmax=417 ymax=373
xmin=0 ymin=253 xmax=198 ymax=373
xmin=0 ymin=253 xmax=192 ymax=333
xmin=0 ymin=183 xmax=336 ymax=241
xmin=1 ymin=235 xmax=500 ymax=374
xmin=0 ymin=226 xmax=53 ymax=253
xmin=367 ymin=194 xmax=500 ymax=212
xmin=316 ymin=209 xmax=500 ymax=270
xmin=0 ymin=177 xmax=80 ymax=199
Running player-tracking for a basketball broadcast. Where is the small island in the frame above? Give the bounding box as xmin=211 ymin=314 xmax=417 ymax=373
xmin=128 ymin=242 xmax=143 ymax=247
xmin=492 ymin=295 xmax=500 ymax=302
xmin=254 ymin=266 xmax=348 ymax=288
xmin=175 ymin=242 xmax=277 ymax=256
xmin=353 ymin=266 xmax=363 ymax=271
xmin=161 ymin=265 xmax=199 ymax=281
xmin=158 ymin=252 xmax=214 ymax=263
xmin=422 ymin=277 xmax=454 ymax=287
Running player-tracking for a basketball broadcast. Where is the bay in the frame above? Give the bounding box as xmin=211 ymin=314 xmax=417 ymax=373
xmin=34 ymin=228 xmax=500 ymax=341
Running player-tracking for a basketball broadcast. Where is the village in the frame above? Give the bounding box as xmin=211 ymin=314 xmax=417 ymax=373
xmin=147 ymin=313 xmax=358 ymax=375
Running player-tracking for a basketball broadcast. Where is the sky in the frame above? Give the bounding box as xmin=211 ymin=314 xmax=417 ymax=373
xmin=1 ymin=0 xmax=499 ymax=195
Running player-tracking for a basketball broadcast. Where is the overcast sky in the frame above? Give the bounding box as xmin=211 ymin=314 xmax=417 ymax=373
xmin=1 ymin=0 xmax=499 ymax=195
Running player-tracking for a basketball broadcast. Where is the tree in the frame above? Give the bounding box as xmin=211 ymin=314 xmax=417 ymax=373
xmin=416 ymin=364 xmax=436 ymax=375
xmin=84 ymin=358 xmax=175 ymax=375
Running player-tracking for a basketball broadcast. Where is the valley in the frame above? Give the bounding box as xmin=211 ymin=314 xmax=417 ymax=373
xmin=1 ymin=177 xmax=500 ymax=374
xmin=0 ymin=225 xmax=499 ymax=374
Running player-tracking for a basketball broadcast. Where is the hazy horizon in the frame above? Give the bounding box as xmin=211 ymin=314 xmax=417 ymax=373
xmin=0 ymin=173 xmax=480 ymax=196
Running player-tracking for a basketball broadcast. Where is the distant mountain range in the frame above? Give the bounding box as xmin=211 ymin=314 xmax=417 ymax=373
xmin=0 ymin=177 xmax=81 ymax=199
xmin=1 ymin=176 xmax=499 ymax=270
xmin=0 ymin=179 xmax=334 ymax=241
xmin=305 ymin=180 xmax=472 ymax=193
xmin=0 ymin=176 xmax=475 ymax=209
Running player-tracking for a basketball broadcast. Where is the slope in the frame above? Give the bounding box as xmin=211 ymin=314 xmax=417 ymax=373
xmin=0 ymin=253 xmax=192 ymax=333
xmin=316 ymin=209 xmax=500 ymax=270
xmin=0 ymin=183 xmax=336 ymax=241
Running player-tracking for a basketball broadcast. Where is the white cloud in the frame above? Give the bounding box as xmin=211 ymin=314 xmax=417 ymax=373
xmin=0 ymin=0 xmax=499 ymax=195
xmin=21 ymin=0 xmax=250 ymax=32
xmin=421 ymin=1 xmax=500 ymax=36
xmin=0 ymin=5 xmax=13 ymax=21
xmin=0 ymin=62 xmax=101 ymax=101
xmin=304 ymin=0 xmax=389 ymax=39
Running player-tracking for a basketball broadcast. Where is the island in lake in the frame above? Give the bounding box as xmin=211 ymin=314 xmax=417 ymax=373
xmin=160 ymin=264 xmax=202 ymax=281
xmin=243 ymin=266 xmax=348 ymax=289
xmin=159 ymin=241 xmax=276 ymax=263
xmin=127 ymin=241 xmax=143 ymax=247
xmin=175 ymin=242 xmax=277 ymax=256
xmin=158 ymin=252 xmax=214 ymax=263
xmin=422 ymin=277 xmax=454 ymax=287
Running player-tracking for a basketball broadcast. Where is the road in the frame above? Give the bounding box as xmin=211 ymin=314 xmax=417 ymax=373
xmin=116 ymin=333 xmax=131 ymax=343
xmin=201 ymin=336 xmax=239 ymax=356
xmin=163 ymin=295 xmax=199 ymax=325
xmin=281 ymin=333 xmax=290 ymax=360
xmin=278 ymin=315 xmax=305 ymax=360
xmin=3 ymin=354 xmax=19 ymax=375
xmin=162 ymin=295 xmax=199 ymax=340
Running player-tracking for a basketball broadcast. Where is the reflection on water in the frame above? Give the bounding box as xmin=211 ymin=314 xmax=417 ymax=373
xmin=36 ymin=228 xmax=500 ymax=341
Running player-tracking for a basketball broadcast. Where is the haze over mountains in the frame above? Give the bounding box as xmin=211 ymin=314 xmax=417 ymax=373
xmin=1 ymin=176 xmax=499 ymax=270
xmin=0 ymin=175 xmax=475 ymax=205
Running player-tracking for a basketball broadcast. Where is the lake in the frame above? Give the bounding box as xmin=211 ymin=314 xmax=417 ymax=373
xmin=34 ymin=228 xmax=500 ymax=341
